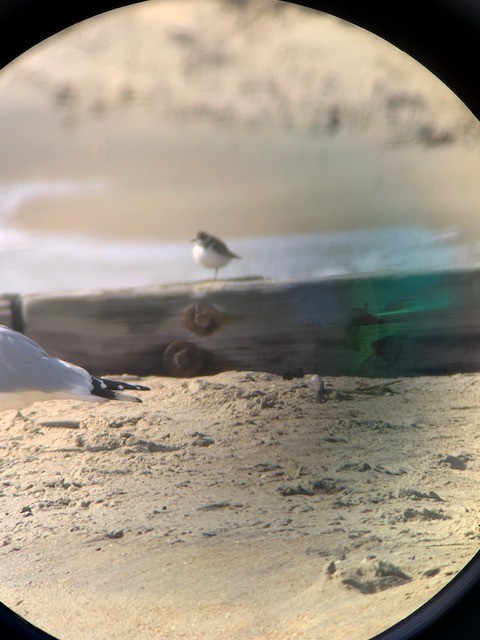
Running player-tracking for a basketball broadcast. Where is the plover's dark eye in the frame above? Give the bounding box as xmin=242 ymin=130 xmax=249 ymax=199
xmin=1 ymin=2 xmax=479 ymax=640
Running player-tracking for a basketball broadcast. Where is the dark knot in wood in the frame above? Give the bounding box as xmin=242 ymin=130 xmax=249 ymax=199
xmin=163 ymin=340 xmax=205 ymax=377
xmin=185 ymin=303 xmax=221 ymax=336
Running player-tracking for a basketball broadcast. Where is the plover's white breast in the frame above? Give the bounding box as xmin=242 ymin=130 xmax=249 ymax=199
xmin=193 ymin=243 xmax=230 ymax=269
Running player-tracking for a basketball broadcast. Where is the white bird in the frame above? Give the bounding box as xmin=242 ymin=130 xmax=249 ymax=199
xmin=0 ymin=325 xmax=149 ymax=411
xmin=191 ymin=231 xmax=241 ymax=279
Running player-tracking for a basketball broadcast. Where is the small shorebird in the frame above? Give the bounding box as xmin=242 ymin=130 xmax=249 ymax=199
xmin=0 ymin=325 xmax=149 ymax=411
xmin=191 ymin=231 xmax=241 ymax=279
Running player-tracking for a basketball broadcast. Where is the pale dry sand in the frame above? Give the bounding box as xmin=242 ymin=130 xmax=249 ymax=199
xmin=1 ymin=371 xmax=480 ymax=640
xmin=10 ymin=125 xmax=480 ymax=245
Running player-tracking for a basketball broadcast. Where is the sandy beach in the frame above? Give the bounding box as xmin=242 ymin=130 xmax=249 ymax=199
xmin=0 ymin=2 xmax=480 ymax=639
xmin=1 ymin=371 xmax=480 ymax=640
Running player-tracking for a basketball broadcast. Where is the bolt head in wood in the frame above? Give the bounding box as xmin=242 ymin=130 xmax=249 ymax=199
xmin=163 ymin=340 xmax=205 ymax=377
xmin=185 ymin=303 xmax=221 ymax=336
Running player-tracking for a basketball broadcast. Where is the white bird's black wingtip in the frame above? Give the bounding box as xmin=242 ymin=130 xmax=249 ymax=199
xmin=91 ymin=376 xmax=150 ymax=402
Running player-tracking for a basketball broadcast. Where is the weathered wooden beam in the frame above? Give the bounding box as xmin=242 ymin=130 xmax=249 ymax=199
xmin=13 ymin=270 xmax=480 ymax=378
xmin=0 ymin=294 xmax=18 ymax=330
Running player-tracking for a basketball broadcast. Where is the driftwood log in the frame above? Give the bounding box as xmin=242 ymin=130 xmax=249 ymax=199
xmin=1 ymin=271 xmax=480 ymax=378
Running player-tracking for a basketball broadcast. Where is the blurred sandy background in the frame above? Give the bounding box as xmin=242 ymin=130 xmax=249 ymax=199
xmin=0 ymin=0 xmax=479 ymax=245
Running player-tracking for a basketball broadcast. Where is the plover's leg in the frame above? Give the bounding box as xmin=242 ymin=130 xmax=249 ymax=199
xmin=214 ymin=267 xmax=218 ymax=280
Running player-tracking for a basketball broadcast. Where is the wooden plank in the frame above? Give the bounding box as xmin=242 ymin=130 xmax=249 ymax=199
xmin=0 ymin=294 xmax=16 ymax=329
xmin=17 ymin=270 xmax=480 ymax=378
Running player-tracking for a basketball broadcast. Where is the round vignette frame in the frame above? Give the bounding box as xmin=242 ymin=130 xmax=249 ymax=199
xmin=0 ymin=0 xmax=480 ymax=639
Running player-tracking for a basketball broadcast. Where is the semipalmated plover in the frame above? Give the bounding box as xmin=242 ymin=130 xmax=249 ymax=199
xmin=191 ymin=231 xmax=241 ymax=279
